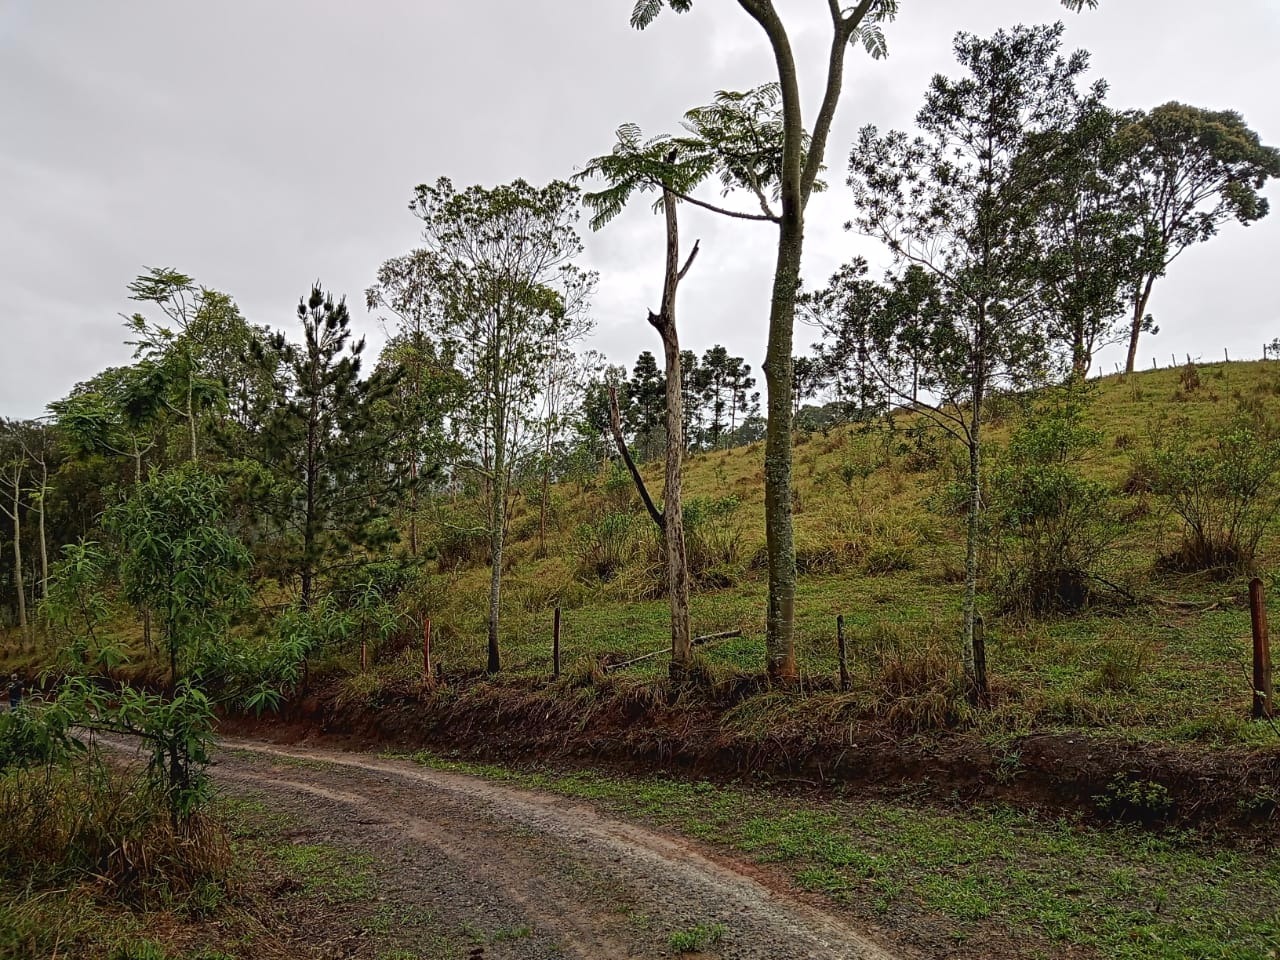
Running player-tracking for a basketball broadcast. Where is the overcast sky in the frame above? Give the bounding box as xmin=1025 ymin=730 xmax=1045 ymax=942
xmin=2 ymin=0 xmax=1278 ymax=420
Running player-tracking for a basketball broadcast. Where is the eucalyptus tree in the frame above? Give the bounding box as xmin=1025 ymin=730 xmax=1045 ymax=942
xmin=1017 ymin=100 xmax=1143 ymax=378
xmin=622 ymin=0 xmax=1094 ymax=680
xmin=1115 ymin=103 xmax=1280 ymax=372
xmin=0 ymin=422 xmax=32 ymax=637
xmin=367 ymin=252 xmax=466 ymax=557
xmin=849 ymin=23 xmax=1090 ymax=701
xmin=535 ymin=347 xmax=603 ymax=555
xmin=403 ymin=178 xmax=594 ymax=674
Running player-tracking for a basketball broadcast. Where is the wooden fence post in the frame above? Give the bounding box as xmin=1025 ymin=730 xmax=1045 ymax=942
xmin=1250 ymin=578 xmax=1272 ymax=720
xmin=837 ymin=615 xmax=850 ymax=692
xmin=553 ymin=606 xmax=562 ymax=679
xmin=972 ymin=614 xmax=989 ymax=708
xmin=422 ymin=617 xmax=433 ymax=685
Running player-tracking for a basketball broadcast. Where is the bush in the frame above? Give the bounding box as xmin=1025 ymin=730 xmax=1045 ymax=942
xmin=682 ymin=496 xmax=744 ymax=577
xmin=427 ymin=502 xmax=490 ymax=570
xmin=0 ymin=704 xmax=78 ymax=770
xmin=1146 ymin=413 xmax=1280 ymax=574
xmin=985 ymin=393 xmax=1120 ymax=614
xmin=0 ymin=763 xmax=228 ymax=897
xmin=574 ymin=512 xmax=636 ymax=582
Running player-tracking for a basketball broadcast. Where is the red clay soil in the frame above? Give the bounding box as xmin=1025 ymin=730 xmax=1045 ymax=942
xmin=217 ymin=675 xmax=1280 ymax=839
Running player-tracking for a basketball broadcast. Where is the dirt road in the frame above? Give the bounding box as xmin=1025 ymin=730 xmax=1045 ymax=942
xmin=209 ymin=739 xmax=899 ymax=960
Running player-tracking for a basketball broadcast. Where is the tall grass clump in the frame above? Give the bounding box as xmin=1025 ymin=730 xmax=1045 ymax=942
xmin=574 ymin=511 xmax=636 ymax=582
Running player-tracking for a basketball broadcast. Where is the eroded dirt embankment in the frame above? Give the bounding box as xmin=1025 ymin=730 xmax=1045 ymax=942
xmin=218 ymin=678 xmax=1280 ymax=838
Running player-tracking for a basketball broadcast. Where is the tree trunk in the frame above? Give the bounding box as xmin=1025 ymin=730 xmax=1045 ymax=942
xmin=408 ymin=462 xmax=419 ymax=558
xmin=187 ymin=374 xmax=199 ymax=462
xmin=1072 ymin=315 xmax=1089 ymax=380
xmin=486 ymin=439 xmax=505 ymax=675
xmin=763 ymin=221 xmax=803 ymax=682
xmin=36 ymin=460 xmax=48 ymax=601
xmin=9 ymin=480 xmax=26 ymax=636
xmin=1124 ymin=274 xmax=1157 ymax=374
xmin=961 ymin=382 xmax=985 ymax=705
xmin=539 ymin=449 xmax=550 ymax=559
xmin=652 ymin=188 xmax=698 ymax=677
xmin=659 ymin=340 xmax=694 ymax=677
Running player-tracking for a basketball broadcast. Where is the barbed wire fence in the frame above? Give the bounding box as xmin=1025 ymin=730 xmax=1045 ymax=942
xmin=1094 ymin=340 xmax=1280 ymax=378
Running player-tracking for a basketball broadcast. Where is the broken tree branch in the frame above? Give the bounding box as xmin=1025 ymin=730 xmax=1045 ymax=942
xmin=607 ymin=386 xmax=664 ymax=529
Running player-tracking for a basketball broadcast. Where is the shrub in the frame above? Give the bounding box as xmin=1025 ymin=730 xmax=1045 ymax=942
xmin=682 ymin=496 xmax=744 ymax=576
xmin=1178 ymin=361 xmax=1202 ymax=394
xmin=1096 ymin=775 xmax=1173 ymax=823
xmin=1147 ymin=413 xmax=1280 ymax=574
xmin=0 ymin=762 xmax=228 ymax=900
xmin=601 ymin=459 xmax=637 ymax=513
xmin=629 ymin=497 xmax=744 ymax=597
xmin=985 ymin=393 xmax=1120 ymax=614
xmin=427 ymin=502 xmax=490 ymax=570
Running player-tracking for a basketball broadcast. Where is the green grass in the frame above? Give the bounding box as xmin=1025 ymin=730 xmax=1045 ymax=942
xmin=667 ymin=921 xmax=727 ymax=953
xmin=294 ymin=359 xmax=1280 ymax=750
xmin=406 ymin=751 xmax=1280 ymax=960
xmin=272 ymin=843 xmax=376 ymax=903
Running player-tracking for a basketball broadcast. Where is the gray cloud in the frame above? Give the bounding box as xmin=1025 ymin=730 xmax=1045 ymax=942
xmin=2 ymin=0 xmax=1277 ymax=418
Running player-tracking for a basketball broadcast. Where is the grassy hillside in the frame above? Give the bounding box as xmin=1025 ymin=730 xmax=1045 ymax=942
xmin=405 ymin=358 xmax=1280 ymax=746
xmin=5 ymin=359 xmax=1279 ymax=749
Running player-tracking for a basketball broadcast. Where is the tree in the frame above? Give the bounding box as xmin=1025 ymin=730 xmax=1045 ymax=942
xmin=0 ymin=422 xmax=31 ymax=638
xmin=404 ymin=178 xmax=594 ymax=674
xmin=1117 ymin=103 xmax=1280 ymax=372
xmin=122 ymin=268 xmax=244 ymax=463
xmin=627 ymin=350 xmax=668 ymax=459
xmin=624 ymin=0 xmax=1093 ymax=680
xmin=600 ymin=183 xmax=701 ymax=677
xmin=535 ymin=347 xmax=601 ymax=555
xmin=850 ymin=23 xmax=1088 ymax=701
xmin=106 ymin=465 xmax=250 ymax=693
xmin=367 ymin=255 xmax=465 ymax=558
xmin=247 ymin=286 xmax=407 ymax=610
xmin=801 ymin=257 xmax=886 ymax=419
xmin=50 ymin=366 xmax=160 ymax=487
xmin=1019 ymin=100 xmax=1145 ymax=377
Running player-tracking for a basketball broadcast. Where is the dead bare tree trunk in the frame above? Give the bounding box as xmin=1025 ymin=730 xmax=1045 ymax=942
xmin=1 ymin=464 xmax=28 ymax=641
xmin=606 ymin=179 xmax=700 ymax=679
